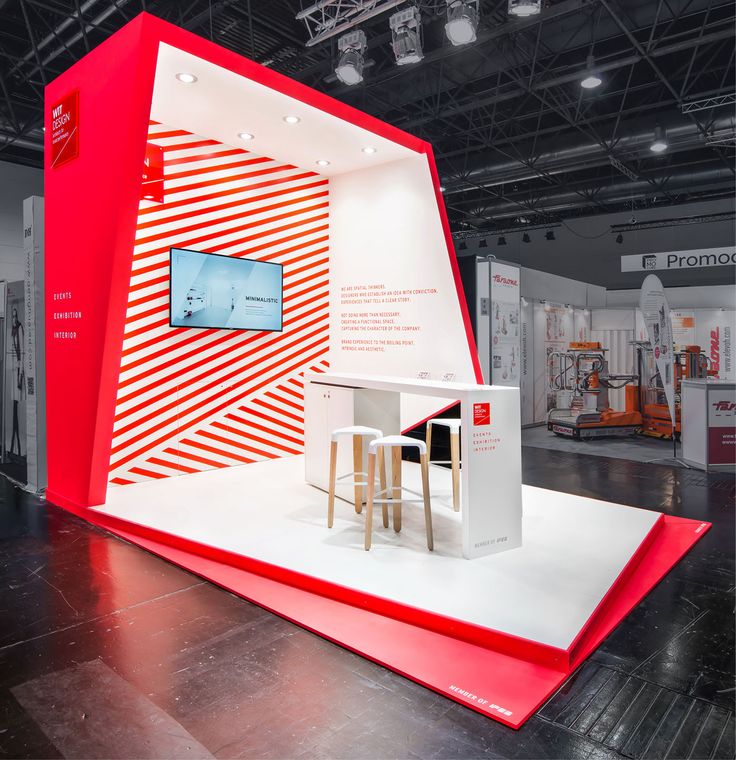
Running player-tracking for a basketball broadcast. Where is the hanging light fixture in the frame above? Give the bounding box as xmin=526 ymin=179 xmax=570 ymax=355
xmin=335 ymin=30 xmax=367 ymax=85
xmin=545 ymin=230 xmax=556 ymax=241
xmin=498 ymin=236 xmax=507 ymax=246
xmin=508 ymin=0 xmax=541 ymax=18
xmin=445 ymin=1 xmax=479 ymax=46
xmin=390 ymin=7 xmax=424 ymax=66
xmin=580 ymin=54 xmax=602 ymax=89
xmin=479 ymin=238 xmax=488 ymax=248
xmin=522 ymin=232 xmax=531 ymax=243
xmin=616 ymin=233 xmax=624 ymax=244
xmin=650 ymin=125 xmax=668 ymax=153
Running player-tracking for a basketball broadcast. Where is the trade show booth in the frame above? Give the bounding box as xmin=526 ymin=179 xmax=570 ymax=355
xmin=44 ymin=13 xmax=710 ymax=728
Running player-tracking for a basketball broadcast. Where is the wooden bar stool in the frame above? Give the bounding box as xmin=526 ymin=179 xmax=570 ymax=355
xmin=327 ymin=426 xmax=385 ymax=529
xmin=425 ymin=418 xmax=461 ymax=511
xmin=364 ymin=435 xmax=433 ymax=552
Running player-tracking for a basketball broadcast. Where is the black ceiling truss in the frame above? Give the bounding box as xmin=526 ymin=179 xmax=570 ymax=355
xmin=0 ymin=0 xmax=733 ymax=233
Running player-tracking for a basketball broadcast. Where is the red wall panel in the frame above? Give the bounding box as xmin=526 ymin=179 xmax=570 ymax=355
xmin=109 ymin=123 xmax=329 ymax=483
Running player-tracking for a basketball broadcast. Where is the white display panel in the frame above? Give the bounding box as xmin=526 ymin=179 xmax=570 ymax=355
xmin=489 ymin=262 xmax=520 ymax=387
xmin=520 ymin=298 xmax=535 ymax=425
xmin=329 ymin=155 xmax=478 ymax=429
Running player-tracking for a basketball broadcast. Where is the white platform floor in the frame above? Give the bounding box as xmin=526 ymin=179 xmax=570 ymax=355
xmin=97 ymin=456 xmax=661 ymax=650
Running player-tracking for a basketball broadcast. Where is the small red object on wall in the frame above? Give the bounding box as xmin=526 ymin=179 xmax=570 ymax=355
xmin=141 ymin=143 xmax=164 ymax=203
xmin=49 ymin=91 xmax=79 ymax=169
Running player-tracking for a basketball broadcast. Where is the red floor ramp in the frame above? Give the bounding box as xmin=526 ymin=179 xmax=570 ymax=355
xmin=70 ymin=508 xmax=709 ymax=729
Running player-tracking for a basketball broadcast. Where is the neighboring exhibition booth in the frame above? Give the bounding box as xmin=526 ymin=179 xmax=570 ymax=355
xmin=44 ymin=13 xmax=710 ymax=728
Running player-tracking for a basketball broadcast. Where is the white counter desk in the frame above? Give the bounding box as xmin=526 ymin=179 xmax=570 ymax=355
xmin=682 ymin=378 xmax=736 ymax=471
xmin=304 ymin=372 xmax=522 ymax=558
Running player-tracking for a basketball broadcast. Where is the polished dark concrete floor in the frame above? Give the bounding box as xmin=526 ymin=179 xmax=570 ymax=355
xmin=0 ymin=449 xmax=733 ymax=759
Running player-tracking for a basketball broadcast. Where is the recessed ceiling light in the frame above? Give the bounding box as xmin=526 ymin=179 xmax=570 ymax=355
xmin=362 ymin=146 xmax=377 ymax=154
xmin=316 ymin=159 xmax=330 ymax=167
xmin=283 ymin=115 xmax=301 ymax=124
xmin=238 ymin=132 xmax=254 ymax=141
xmin=175 ymin=72 xmax=197 ymax=84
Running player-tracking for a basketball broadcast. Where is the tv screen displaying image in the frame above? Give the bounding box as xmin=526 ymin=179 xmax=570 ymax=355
xmin=170 ymin=248 xmax=283 ymax=332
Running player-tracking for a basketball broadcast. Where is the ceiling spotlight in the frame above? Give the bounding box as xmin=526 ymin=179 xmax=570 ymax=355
xmin=522 ymin=232 xmax=531 ymax=243
xmin=238 ymin=132 xmax=254 ymax=141
xmin=508 ymin=0 xmax=541 ymax=17
xmin=580 ymin=54 xmax=602 ymax=89
xmin=545 ymin=230 xmax=555 ymax=241
xmin=445 ymin=1 xmax=479 ymax=46
xmin=498 ymin=236 xmax=507 ymax=246
xmin=650 ymin=125 xmax=668 ymax=153
xmin=616 ymin=233 xmax=624 ymax=244
xmin=362 ymin=146 xmax=377 ymax=154
xmin=390 ymin=7 xmax=424 ymax=66
xmin=439 ymin=185 xmax=446 ymax=192
xmin=175 ymin=72 xmax=197 ymax=84
xmin=479 ymin=238 xmax=488 ymax=248
xmin=283 ymin=115 xmax=301 ymax=125
xmin=316 ymin=159 xmax=330 ymax=167
xmin=335 ymin=30 xmax=367 ymax=85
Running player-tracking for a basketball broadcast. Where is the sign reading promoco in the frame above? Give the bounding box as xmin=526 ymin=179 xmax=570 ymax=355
xmin=621 ymin=247 xmax=736 ymax=272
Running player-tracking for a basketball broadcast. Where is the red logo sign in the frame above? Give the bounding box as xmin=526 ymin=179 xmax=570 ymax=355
xmin=492 ymin=274 xmax=519 ymax=287
xmin=654 ymin=346 xmax=660 ymax=359
xmin=713 ymin=400 xmax=735 ymax=412
xmin=49 ymin=91 xmax=79 ymax=168
xmin=473 ymin=402 xmax=491 ymax=426
xmin=141 ymin=143 xmax=165 ymax=203
xmin=710 ymin=328 xmax=720 ymax=373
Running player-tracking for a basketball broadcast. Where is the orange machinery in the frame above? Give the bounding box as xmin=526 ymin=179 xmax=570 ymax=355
xmin=626 ymin=343 xmax=713 ymax=439
xmin=548 ymin=341 xmax=712 ymax=440
xmin=547 ymin=343 xmax=641 ymax=439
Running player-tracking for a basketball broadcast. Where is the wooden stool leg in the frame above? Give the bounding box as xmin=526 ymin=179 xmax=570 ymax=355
xmin=352 ymin=435 xmax=363 ymax=514
xmin=420 ymin=453 xmax=434 ymax=551
xmin=391 ymin=446 xmax=402 ymax=533
xmin=364 ymin=453 xmax=376 ymax=551
xmin=425 ymin=422 xmax=433 ymax=459
xmin=378 ymin=448 xmax=389 ymax=528
xmin=450 ymin=431 xmax=461 ymax=512
xmin=327 ymin=440 xmax=338 ymax=528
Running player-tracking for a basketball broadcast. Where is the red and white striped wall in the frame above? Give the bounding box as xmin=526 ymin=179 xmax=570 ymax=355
xmin=108 ymin=123 xmax=330 ymax=485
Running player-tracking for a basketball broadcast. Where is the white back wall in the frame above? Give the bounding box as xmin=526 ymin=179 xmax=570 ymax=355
xmin=520 ymin=266 xmax=606 ymax=307
xmin=329 ymin=155 xmax=477 ymax=427
xmin=0 ymin=161 xmax=43 ymax=282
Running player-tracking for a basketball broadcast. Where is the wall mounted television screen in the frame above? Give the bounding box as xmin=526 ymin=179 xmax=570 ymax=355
xmin=169 ymin=248 xmax=283 ymax=332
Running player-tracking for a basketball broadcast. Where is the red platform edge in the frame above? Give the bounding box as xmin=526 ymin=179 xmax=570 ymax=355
xmin=50 ymin=491 xmax=710 ymax=729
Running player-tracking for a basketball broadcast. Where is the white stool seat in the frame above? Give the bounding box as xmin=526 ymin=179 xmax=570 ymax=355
xmin=369 ymin=435 xmax=426 ymax=455
xmin=426 ymin=417 xmax=461 ymax=432
xmin=364 ymin=435 xmax=433 ymax=552
xmin=327 ymin=426 xmax=384 ymax=529
xmin=331 ymin=426 xmax=383 ymax=441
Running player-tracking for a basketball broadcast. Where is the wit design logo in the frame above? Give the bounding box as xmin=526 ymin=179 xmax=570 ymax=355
xmin=52 ymin=105 xmax=62 ymax=119
xmin=642 ymin=255 xmax=657 ymax=270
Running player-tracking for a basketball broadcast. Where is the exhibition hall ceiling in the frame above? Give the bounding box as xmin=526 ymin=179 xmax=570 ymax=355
xmin=152 ymin=44 xmax=415 ymax=174
xmin=0 ymin=0 xmax=734 ymax=234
